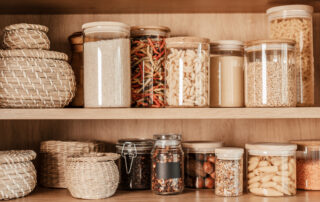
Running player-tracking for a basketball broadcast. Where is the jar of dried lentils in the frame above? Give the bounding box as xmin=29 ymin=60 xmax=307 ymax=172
xmin=151 ymin=134 xmax=184 ymax=195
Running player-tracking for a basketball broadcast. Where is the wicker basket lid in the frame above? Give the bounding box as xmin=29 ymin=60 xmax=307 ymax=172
xmin=67 ymin=153 xmax=120 ymax=162
xmin=40 ymin=140 xmax=104 ymax=153
xmin=0 ymin=150 xmax=36 ymax=164
xmin=4 ymin=23 xmax=49 ymax=33
xmin=0 ymin=49 xmax=68 ymax=61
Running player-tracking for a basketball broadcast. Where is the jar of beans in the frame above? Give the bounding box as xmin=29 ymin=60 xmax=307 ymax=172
xmin=151 ymin=134 xmax=184 ymax=195
xmin=116 ymin=138 xmax=153 ymax=190
xmin=182 ymin=141 xmax=223 ymax=189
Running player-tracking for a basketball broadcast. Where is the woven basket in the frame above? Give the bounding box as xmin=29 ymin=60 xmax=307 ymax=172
xmin=0 ymin=49 xmax=76 ymax=108
xmin=0 ymin=150 xmax=37 ymax=200
xmin=66 ymin=153 xmax=120 ymax=199
xmin=39 ymin=140 xmax=106 ymax=188
xmin=3 ymin=23 xmax=50 ymax=50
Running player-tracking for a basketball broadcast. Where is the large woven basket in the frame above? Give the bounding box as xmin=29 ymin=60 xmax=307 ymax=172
xmin=39 ymin=140 xmax=106 ymax=188
xmin=0 ymin=150 xmax=37 ymax=200
xmin=66 ymin=153 xmax=120 ymax=199
xmin=0 ymin=49 xmax=76 ymax=108
xmin=3 ymin=23 xmax=50 ymax=50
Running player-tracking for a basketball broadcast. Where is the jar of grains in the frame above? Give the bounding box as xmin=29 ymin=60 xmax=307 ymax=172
xmin=151 ymin=134 xmax=184 ymax=195
xmin=267 ymin=5 xmax=314 ymax=107
xmin=130 ymin=26 xmax=170 ymax=108
xmin=245 ymin=143 xmax=297 ymax=197
xmin=82 ymin=22 xmax=131 ymax=107
xmin=182 ymin=141 xmax=223 ymax=189
xmin=165 ymin=37 xmax=210 ymax=107
xmin=210 ymin=40 xmax=244 ymax=107
xmin=244 ymin=39 xmax=296 ymax=107
xmin=116 ymin=139 xmax=153 ymax=190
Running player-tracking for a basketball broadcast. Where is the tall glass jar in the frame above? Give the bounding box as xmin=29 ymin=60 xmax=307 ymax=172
xmin=151 ymin=134 xmax=184 ymax=195
xmin=267 ymin=5 xmax=314 ymax=107
xmin=165 ymin=37 xmax=210 ymax=107
xmin=82 ymin=22 xmax=131 ymax=108
xmin=244 ymin=39 xmax=296 ymax=107
xmin=130 ymin=26 xmax=170 ymax=108
xmin=210 ymin=40 xmax=244 ymax=107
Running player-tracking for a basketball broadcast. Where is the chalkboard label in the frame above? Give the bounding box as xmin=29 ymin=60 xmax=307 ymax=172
xmin=156 ymin=162 xmax=181 ymax=179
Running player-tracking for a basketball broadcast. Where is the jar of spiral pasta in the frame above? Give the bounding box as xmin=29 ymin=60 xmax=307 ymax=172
xmin=267 ymin=5 xmax=314 ymax=107
xmin=245 ymin=143 xmax=297 ymax=197
xmin=165 ymin=37 xmax=210 ymax=107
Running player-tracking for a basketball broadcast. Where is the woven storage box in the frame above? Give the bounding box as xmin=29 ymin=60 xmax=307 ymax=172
xmin=40 ymin=140 xmax=106 ymax=188
xmin=0 ymin=49 xmax=76 ymax=108
xmin=3 ymin=23 xmax=50 ymax=50
xmin=0 ymin=150 xmax=37 ymax=200
xmin=66 ymin=153 xmax=120 ymax=199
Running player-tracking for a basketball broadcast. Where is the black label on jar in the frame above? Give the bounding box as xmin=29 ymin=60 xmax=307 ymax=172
xmin=156 ymin=162 xmax=181 ymax=179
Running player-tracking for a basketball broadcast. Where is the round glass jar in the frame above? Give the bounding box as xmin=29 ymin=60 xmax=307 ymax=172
xmin=130 ymin=26 xmax=170 ymax=108
xmin=244 ymin=39 xmax=296 ymax=107
xmin=182 ymin=141 xmax=223 ymax=189
xmin=82 ymin=21 xmax=131 ymax=108
xmin=116 ymin=138 xmax=153 ymax=190
xmin=245 ymin=143 xmax=297 ymax=197
xmin=210 ymin=40 xmax=244 ymax=107
xmin=151 ymin=134 xmax=184 ymax=195
xmin=267 ymin=5 xmax=314 ymax=107
xmin=165 ymin=37 xmax=210 ymax=107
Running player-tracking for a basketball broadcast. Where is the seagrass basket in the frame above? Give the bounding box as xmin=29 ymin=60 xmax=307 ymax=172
xmin=0 ymin=150 xmax=37 ymax=200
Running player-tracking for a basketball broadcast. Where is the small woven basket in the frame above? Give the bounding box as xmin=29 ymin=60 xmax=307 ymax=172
xmin=66 ymin=153 xmax=120 ymax=199
xmin=39 ymin=140 xmax=106 ymax=188
xmin=3 ymin=23 xmax=50 ymax=50
xmin=0 ymin=150 xmax=37 ymax=200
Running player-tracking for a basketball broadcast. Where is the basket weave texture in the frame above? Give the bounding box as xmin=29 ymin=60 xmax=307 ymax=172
xmin=39 ymin=140 xmax=106 ymax=188
xmin=66 ymin=153 xmax=120 ymax=199
xmin=0 ymin=150 xmax=37 ymax=200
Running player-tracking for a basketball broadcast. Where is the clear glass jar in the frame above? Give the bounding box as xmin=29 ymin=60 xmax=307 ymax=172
xmin=151 ymin=134 xmax=184 ymax=195
xmin=210 ymin=40 xmax=244 ymax=107
xmin=267 ymin=5 xmax=314 ymax=107
xmin=82 ymin=22 xmax=131 ymax=108
xmin=116 ymin=138 xmax=153 ymax=190
xmin=182 ymin=141 xmax=223 ymax=189
xmin=130 ymin=26 xmax=170 ymax=108
xmin=244 ymin=39 xmax=296 ymax=107
xmin=215 ymin=147 xmax=244 ymax=197
xmin=245 ymin=143 xmax=297 ymax=197
xmin=165 ymin=37 xmax=210 ymax=107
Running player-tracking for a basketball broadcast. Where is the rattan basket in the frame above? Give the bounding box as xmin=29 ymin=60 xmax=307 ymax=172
xmin=66 ymin=153 xmax=120 ymax=199
xmin=39 ymin=140 xmax=106 ymax=188
xmin=0 ymin=150 xmax=37 ymax=200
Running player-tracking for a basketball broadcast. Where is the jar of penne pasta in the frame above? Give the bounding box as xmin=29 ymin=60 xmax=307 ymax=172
xmin=245 ymin=143 xmax=297 ymax=197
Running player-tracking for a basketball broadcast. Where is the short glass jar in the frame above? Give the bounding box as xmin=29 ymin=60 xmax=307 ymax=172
xmin=165 ymin=37 xmax=210 ymax=107
xmin=182 ymin=141 xmax=223 ymax=189
xmin=210 ymin=40 xmax=244 ymax=107
xmin=245 ymin=143 xmax=297 ymax=197
xmin=116 ymin=138 xmax=153 ymax=190
xmin=151 ymin=134 xmax=184 ymax=195
xmin=244 ymin=39 xmax=296 ymax=107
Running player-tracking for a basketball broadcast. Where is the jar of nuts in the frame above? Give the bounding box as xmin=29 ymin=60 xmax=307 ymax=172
xmin=182 ymin=141 xmax=223 ymax=189
xmin=245 ymin=143 xmax=297 ymax=197
xmin=151 ymin=134 xmax=184 ymax=195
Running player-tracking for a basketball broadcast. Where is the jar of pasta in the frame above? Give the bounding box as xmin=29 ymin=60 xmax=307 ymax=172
xmin=165 ymin=37 xmax=210 ymax=107
xmin=130 ymin=26 xmax=170 ymax=108
xmin=267 ymin=5 xmax=314 ymax=107
xmin=245 ymin=143 xmax=297 ymax=197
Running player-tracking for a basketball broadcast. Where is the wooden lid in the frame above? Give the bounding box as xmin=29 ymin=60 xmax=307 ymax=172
xmin=0 ymin=150 xmax=36 ymax=164
xmin=267 ymin=5 xmax=313 ymax=15
xmin=290 ymin=140 xmax=320 ymax=151
xmin=215 ymin=147 xmax=244 ymax=160
xmin=4 ymin=23 xmax=48 ymax=32
xmin=131 ymin=25 xmax=170 ymax=32
xmin=69 ymin=32 xmax=83 ymax=45
xmin=166 ymin=36 xmax=210 ymax=44
xmin=82 ymin=21 xmax=130 ymax=34
xmin=245 ymin=39 xmax=296 ymax=46
xmin=246 ymin=142 xmax=297 ymax=151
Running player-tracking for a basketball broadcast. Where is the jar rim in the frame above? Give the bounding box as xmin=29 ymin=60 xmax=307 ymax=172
xmin=245 ymin=142 xmax=297 ymax=151
xmin=182 ymin=141 xmax=223 ymax=152
xmin=215 ymin=147 xmax=244 ymax=160
xmin=290 ymin=139 xmax=320 ymax=151
xmin=245 ymin=39 xmax=296 ymax=47
xmin=210 ymin=40 xmax=244 ymax=52
xmin=153 ymin=134 xmax=182 ymax=140
xmin=166 ymin=36 xmax=210 ymax=44
xmin=131 ymin=25 xmax=170 ymax=32
xmin=266 ymin=4 xmax=314 ymax=15
xmin=82 ymin=21 xmax=130 ymax=35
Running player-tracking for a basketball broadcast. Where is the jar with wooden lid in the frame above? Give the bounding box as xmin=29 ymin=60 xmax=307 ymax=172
xmin=210 ymin=40 xmax=244 ymax=107
xmin=267 ymin=5 xmax=314 ymax=107
xmin=165 ymin=37 xmax=210 ymax=107
xmin=130 ymin=26 xmax=170 ymax=108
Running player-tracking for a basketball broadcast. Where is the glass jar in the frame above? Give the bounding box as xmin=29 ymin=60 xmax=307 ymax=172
xmin=165 ymin=37 xmax=210 ymax=107
xmin=245 ymin=143 xmax=297 ymax=197
xmin=116 ymin=138 xmax=153 ymax=190
xmin=210 ymin=40 xmax=244 ymax=107
xmin=267 ymin=5 xmax=314 ymax=107
xmin=151 ymin=134 xmax=184 ymax=195
xmin=130 ymin=26 xmax=170 ymax=108
xmin=82 ymin=21 xmax=131 ymax=108
xmin=182 ymin=141 xmax=223 ymax=189
xmin=244 ymin=39 xmax=296 ymax=107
